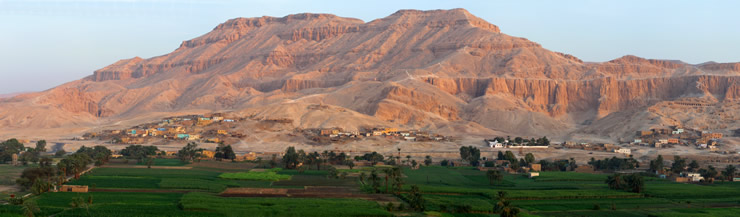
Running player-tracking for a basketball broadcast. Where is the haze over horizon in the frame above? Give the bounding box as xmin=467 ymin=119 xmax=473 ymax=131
xmin=1 ymin=0 xmax=739 ymax=94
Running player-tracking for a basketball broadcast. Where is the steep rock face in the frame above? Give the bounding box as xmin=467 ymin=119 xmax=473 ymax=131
xmin=376 ymin=85 xmax=460 ymax=122
xmin=424 ymin=75 xmax=737 ymax=119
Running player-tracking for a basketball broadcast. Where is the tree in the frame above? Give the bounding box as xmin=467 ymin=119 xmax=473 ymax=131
xmin=145 ymin=157 xmax=154 ymax=168
xmin=688 ymin=160 xmax=700 ymax=172
xmin=701 ymin=166 xmax=718 ymax=182
xmin=0 ymin=138 xmax=25 ymax=163
xmin=524 ymin=153 xmax=535 ymax=166
xmin=408 ymin=185 xmax=425 ymax=211
xmin=606 ymin=174 xmax=624 ymax=190
xmin=440 ymin=159 xmax=449 ymax=167
xmin=497 ymin=151 xmax=505 ymax=160
xmin=722 ymin=165 xmax=736 ymax=181
xmin=360 ymin=152 xmax=384 ymax=165
xmin=391 ymin=167 xmax=403 ymax=194
xmin=215 ymin=144 xmax=236 ymax=161
xmin=568 ymin=158 xmax=577 ymax=171
xmin=493 ymin=191 xmax=520 ymax=217
xmin=411 ymin=160 xmax=418 ymax=168
xmin=55 ymin=149 xmax=66 ymax=157
xmin=21 ymin=200 xmax=40 ymax=217
xmin=346 ymin=160 xmax=355 ymax=169
xmin=504 ymin=151 xmax=516 ymax=163
xmin=487 ymin=170 xmax=503 ymax=185
xmin=39 ymin=157 xmax=52 ymax=168
xmin=282 ymin=147 xmax=300 ymax=169
xmin=328 ymin=166 xmax=339 ymax=179
xmin=424 ymin=155 xmax=432 ymax=166
xmin=370 ymin=169 xmax=381 ymax=193
xmin=671 ymin=156 xmax=686 ymax=175
xmin=624 ymin=174 xmax=644 ymax=193
xmin=650 ymin=155 xmax=664 ymax=174
xmin=177 ymin=142 xmax=202 ymax=163
xmin=120 ymin=145 xmax=158 ymax=160
xmin=459 ymin=146 xmax=480 ymax=166
xmin=34 ymin=140 xmax=47 ymax=153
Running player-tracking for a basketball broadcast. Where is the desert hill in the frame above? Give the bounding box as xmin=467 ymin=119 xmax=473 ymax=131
xmin=0 ymin=8 xmax=738 ymax=142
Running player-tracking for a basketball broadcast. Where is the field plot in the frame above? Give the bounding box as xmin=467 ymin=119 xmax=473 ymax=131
xmin=219 ymin=168 xmax=291 ymax=181
xmin=136 ymin=158 xmax=190 ymax=166
xmin=181 ymin=192 xmax=392 ymax=217
xmin=1 ymin=192 xmax=220 ymax=217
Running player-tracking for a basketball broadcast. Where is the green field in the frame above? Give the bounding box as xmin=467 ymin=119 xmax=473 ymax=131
xmin=180 ymin=192 xmax=392 ymax=217
xmin=0 ymin=164 xmax=26 ymax=186
xmin=4 ymin=161 xmax=740 ymax=217
xmin=218 ymin=168 xmax=291 ymax=181
xmin=136 ymin=158 xmax=190 ymax=166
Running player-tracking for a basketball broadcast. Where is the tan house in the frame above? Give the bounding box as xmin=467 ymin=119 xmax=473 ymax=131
xmin=59 ymin=185 xmax=88 ymax=192
xmin=574 ymin=165 xmax=596 ymax=173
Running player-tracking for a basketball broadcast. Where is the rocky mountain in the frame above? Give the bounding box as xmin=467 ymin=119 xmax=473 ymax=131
xmin=1 ymin=8 xmax=738 ymax=142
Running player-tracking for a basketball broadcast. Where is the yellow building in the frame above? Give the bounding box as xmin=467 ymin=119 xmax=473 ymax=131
xmin=199 ymin=150 xmax=216 ymax=159
xmin=382 ymin=128 xmax=398 ymax=134
xmin=59 ymin=185 xmax=88 ymax=193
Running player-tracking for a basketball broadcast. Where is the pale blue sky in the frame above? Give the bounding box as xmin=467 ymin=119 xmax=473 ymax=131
xmin=1 ymin=0 xmax=739 ymax=94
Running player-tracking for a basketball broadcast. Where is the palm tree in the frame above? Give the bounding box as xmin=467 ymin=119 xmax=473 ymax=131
xmin=370 ymin=169 xmax=381 ymax=193
xmin=359 ymin=172 xmax=366 ymax=185
xmin=606 ymin=174 xmax=623 ymax=190
xmin=21 ymin=200 xmax=40 ymax=217
xmin=487 ymin=170 xmax=503 ymax=185
xmin=391 ymin=167 xmax=403 ymax=194
xmin=722 ymin=165 xmax=736 ymax=181
xmin=383 ymin=168 xmax=393 ymax=193
xmin=493 ymin=191 xmax=520 ymax=217
xmin=624 ymin=174 xmax=644 ymax=193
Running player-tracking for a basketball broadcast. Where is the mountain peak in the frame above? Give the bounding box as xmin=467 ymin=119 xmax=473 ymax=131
xmin=387 ymin=8 xmax=499 ymax=33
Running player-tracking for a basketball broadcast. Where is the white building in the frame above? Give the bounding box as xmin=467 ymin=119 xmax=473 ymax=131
xmin=685 ymin=172 xmax=704 ymax=182
xmin=614 ymin=148 xmax=631 ymax=155
xmin=488 ymin=140 xmax=503 ymax=148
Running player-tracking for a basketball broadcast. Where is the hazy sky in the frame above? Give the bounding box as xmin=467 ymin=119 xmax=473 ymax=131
xmin=1 ymin=0 xmax=739 ymax=94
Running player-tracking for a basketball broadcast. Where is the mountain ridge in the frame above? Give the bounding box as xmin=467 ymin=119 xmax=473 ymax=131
xmin=1 ymin=8 xmax=738 ymax=143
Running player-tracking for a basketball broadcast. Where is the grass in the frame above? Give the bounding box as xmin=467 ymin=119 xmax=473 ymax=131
xmin=0 ymin=164 xmax=27 ymax=186
xmin=219 ymin=168 xmax=291 ymax=181
xmin=136 ymin=158 xmax=189 ymax=166
xmin=180 ymin=192 xmax=392 ymax=217
xmin=272 ymin=175 xmax=358 ymax=187
xmin=68 ymin=176 xmax=161 ymax=189
xmin=3 ymin=192 xmax=221 ymax=217
xmin=158 ymin=178 xmax=227 ymax=192
xmin=420 ymin=194 xmax=493 ymax=212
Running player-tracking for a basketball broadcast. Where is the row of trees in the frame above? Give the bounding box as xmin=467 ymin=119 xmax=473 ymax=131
xmin=282 ymin=147 xmax=355 ymax=170
xmin=17 ymin=145 xmax=112 ymax=195
xmin=588 ymin=157 xmax=639 ymax=171
xmin=649 ymin=155 xmax=737 ymax=182
xmin=0 ymin=139 xmax=52 ymax=165
xmin=489 ymin=136 xmax=550 ymax=146
xmin=606 ymin=173 xmax=644 ymax=193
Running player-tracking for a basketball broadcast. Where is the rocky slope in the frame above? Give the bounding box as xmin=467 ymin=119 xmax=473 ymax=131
xmin=1 ymin=8 xmax=738 ymax=142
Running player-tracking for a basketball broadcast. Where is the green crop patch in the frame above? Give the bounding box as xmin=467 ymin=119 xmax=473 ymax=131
xmin=67 ymin=175 xmax=161 ymax=189
xmin=180 ymin=192 xmax=392 ymax=217
xmin=136 ymin=158 xmax=189 ymax=166
xmin=219 ymin=168 xmax=291 ymax=181
xmin=158 ymin=178 xmax=227 ymax=192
